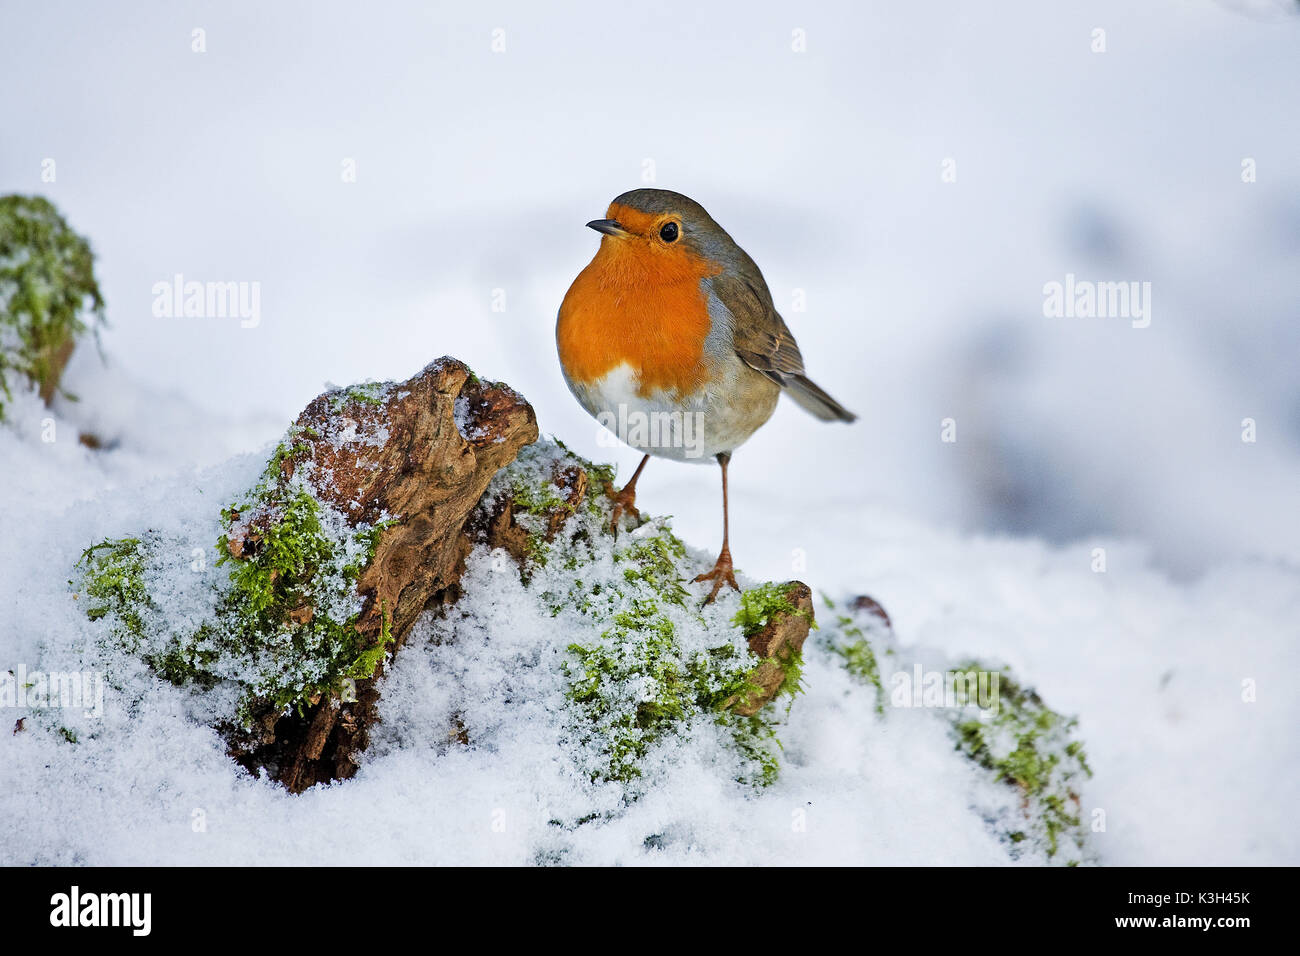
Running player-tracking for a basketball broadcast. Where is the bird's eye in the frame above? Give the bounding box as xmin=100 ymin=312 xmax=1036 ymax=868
xmin=659 ymin=221 xmax=679 ymax=243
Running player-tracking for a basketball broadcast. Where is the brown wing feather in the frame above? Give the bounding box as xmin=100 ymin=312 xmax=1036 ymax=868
xmin=710 ymin=267 xmax=858 ymax=423
xmin=710 ymin=271 xmax=806 ymax=385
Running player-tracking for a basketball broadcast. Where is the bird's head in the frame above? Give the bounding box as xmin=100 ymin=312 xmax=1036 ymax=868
xmin=585 ymin=189 xmax=736 ymax=275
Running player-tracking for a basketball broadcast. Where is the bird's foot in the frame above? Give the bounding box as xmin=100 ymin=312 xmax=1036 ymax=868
xmin=693 ymin=547 xmax=739 ymax=605
xmin=605 ymin=481 xmax=640 ymax=534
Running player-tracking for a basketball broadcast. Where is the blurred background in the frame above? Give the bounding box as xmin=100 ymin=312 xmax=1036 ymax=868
xmin=3 ymin=0 xmax=1297 ymax=584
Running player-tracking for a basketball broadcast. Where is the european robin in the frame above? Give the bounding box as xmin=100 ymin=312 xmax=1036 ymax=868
xmin=556 ymin=188 xmax=856 ymax=603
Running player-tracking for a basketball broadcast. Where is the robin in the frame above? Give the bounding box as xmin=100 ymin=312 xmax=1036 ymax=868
xmin=556 ymin=188 xmax=856 ymax=603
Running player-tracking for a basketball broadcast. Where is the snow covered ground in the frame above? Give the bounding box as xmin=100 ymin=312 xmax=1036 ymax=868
xmin=1 ymin=358 xmax=1295 ymax=866
xmin=2 ymin=0 xmax=1298 ymax=865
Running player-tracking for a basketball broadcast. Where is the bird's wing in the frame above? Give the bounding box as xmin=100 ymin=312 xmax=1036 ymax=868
xmin=710 ymin=270 xmax=806 ymax=385
xmin=710 ymin=267 xmax=859 ymax=423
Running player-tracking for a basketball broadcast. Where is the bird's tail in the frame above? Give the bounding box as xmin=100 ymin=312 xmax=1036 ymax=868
xmin=784 ymin=374 xmax=857 ymax=423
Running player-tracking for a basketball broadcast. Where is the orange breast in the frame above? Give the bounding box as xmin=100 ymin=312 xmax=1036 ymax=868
xmin=557 ymin=233 xmax=722 ymax=398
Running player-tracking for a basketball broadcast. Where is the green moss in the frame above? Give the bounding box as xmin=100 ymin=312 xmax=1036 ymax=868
xmin=76 ymin=537 xmax=149 ymax=648
xmin=562 ymin=526 xmax=698 ymax=783
xmin=75 ymin=433 xmax=396 ymax=723
xmin=818 ymin=591 xmax=887 ymax=710
xmin=217 ymin=488 xmax=333 ymax=616
xmin=503 ymin=449 xmax=793 ymax=788
xmin=817 ymin=595 xmax=1090 ymax=862
xmin=565 ymin=615 xmax=784 ymax=784
xmin=344 ymin=601 xmax=394 ymax=681
xmin=511 ymin=480 xmax=570 ymax=518
xmin=589 ymin=460 xmax=617 ymax=490
xmin=0 ymin=195 xmax=105 ymax=419
xmin=726 ymin=583 xmax=812 ymax=707
xmin=77 ymin=538 xmax=225 ymax=687
xmin=951 ymin=663 xmax=1092 ymax=860
xmin=550 ymin=437 xmax=616 ymax=504
xmin=620 ymin=533 xmax=688 ymax=606
xmin=824 ymin=616 xmax=886 ymax=714
xmin=1065 ymin=741 xmax=1093 ymax=778
xmin=732 ymin=582 xmax=813 ymax=637
xmin=150 ymin=627 xmax=221 ymax=688
xmin=490 ymin=441 xmax=628 ymax=570
xmin=263 ymin=429 xmax=315 ymax=480
xmin=716 ymin=711 xmax=782 ymax=788
xmin=687 ymin=643 xmax=767 ymax=713
xmin=566 ymin=632 xmax=683 ymax=782
xmin=345 ymin=518 xmax=399 ymax=580
xmin=773 ymin=647 xmax=806 ymax=702
xmin=328 ymin=381 xmax=386 ymax=410
xmin=511 ymin=439 xmax=617 ymax=526
xmin=210 ymin=450 xmax=395 ymax=714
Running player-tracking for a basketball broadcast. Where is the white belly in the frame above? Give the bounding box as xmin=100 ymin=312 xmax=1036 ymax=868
xmin=565 ymin=361 xmax=779 ymax=463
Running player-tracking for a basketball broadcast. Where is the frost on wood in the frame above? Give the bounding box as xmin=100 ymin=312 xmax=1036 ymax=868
xmin=77 ymin=357 xmax=538 ymax=792
xmin=73 ymin=356 xmax=815 ymax=796
xmin=227 ymin=359 xmax=538 ymax=790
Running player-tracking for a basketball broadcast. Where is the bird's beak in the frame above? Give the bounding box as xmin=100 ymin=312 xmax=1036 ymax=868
xmin=586 ymin=218 xmax=631 ymax=238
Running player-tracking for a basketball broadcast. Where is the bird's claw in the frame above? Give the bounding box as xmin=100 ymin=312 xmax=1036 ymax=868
xmin=606 ymin=482 xmax=640 ymax=534
xmin=693 ymin=549 xmax=739 ymax=605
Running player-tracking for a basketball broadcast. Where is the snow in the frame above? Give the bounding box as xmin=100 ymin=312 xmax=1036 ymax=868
xmin=454 ymin=394 xmax=489 ymax=442
xmin=1 ymin=357 xmax=1296 ymax=865
xmin=2 ymin=0 xmax=1297 ymax=866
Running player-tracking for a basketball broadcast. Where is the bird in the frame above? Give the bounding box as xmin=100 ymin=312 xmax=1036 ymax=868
xmin=556 ymin=188 xmax=856 ymax=603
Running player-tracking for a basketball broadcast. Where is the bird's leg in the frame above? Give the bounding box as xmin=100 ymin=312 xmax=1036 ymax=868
xmin=607 ymin=453 xmax=650 ymax=532
xmin=693 ymin=452 xmax=740 ymax=604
